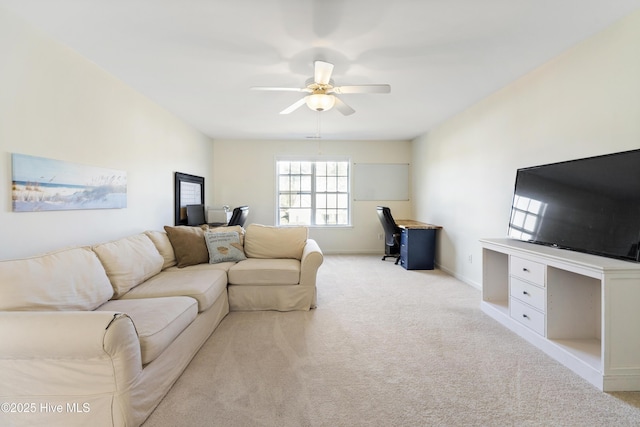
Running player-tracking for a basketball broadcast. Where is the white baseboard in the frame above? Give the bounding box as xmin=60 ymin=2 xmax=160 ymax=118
xmin=438 ymin=263 xmax=481 ymax=290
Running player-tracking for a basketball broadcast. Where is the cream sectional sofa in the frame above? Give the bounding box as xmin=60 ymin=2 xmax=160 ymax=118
xmin=0 ymin=224 xmax=323 ymax=427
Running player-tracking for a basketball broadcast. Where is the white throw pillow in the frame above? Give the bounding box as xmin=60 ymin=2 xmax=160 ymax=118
xmin=204 ymin=231 xmax=247 ymax=264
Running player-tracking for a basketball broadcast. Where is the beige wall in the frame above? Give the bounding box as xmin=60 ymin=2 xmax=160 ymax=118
xmin=212 ymin=139 xmax=412 ymax=254
xmin=4 ymin=4 xmax=638 ymax=269
xmin=412 ymin=10 xmax=640 ymax=287
xmin=0 ymin=7 xmax=213 ymax=260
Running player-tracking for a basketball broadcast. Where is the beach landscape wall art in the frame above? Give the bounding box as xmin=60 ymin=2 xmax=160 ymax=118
xmin=11 ymin=153 xmax=127 ymax=212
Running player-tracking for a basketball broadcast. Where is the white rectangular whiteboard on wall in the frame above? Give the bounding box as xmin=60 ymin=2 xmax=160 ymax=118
xmin=353 ymin=163 xmax=409 ymax=201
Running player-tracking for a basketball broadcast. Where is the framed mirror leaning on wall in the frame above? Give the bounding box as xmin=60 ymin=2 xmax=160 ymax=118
xmin=174 ymin=172 xmax=204 ymax=226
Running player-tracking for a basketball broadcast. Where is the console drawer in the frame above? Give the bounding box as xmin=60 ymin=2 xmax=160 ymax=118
xmin=510 ymin=298 xmax=545 ymax=336
xmin=510 ymin=277 xmax=545 ymax=312
xmin=510 ymin=255 xmax=545 ymax=286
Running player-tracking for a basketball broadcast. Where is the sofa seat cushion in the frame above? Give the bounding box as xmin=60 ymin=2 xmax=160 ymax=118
xmin=228 ymin=258 xmax=300 ymax=286
xmin=118 ymin=269 xmax=227 ymax=312
xmin=164 ymin=261 xmax=236 ymax=273
xmin=0 ymin=246 xmax=114 ymax=311
xmin=93 ymin=233 xmax=164 ymax=298
xmin=97 ymin=296 xmax=197 ymax=365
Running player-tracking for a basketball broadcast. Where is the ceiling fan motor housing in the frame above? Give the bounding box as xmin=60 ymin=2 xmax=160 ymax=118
xmin=307 ymin=93 xmax=335 ymax=111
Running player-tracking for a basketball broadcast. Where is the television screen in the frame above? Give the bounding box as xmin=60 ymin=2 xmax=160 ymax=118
xmin=508 ymin=149 xmax=640 ymax=262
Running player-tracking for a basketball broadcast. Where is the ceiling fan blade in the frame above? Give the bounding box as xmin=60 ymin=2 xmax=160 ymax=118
xmin=314 ymin=60 xmax=334 ymax=85
xmin=333 ymin=96 xmax=355 ymax=116
xmin=251 ymin=86 xmax=310 ymax=92
xmin=331 ymin=84 xmax=391 ymax=94
xmin=280 ymin=96 xmax=308 ymax=114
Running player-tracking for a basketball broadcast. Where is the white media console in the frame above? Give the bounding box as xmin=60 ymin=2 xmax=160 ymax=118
xmin=480 ymin=238 xmax=640 ymax=391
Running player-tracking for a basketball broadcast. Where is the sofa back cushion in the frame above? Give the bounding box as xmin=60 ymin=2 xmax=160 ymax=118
xmin=145 ymin=230 xmax=177 ymax=269
xmin=93 ymin=233 xmax=164 ymax=298
xmin=243 ymin=224 xmax=308 ymax=260
xmin=0 ymin=246 xmax=114 ymax=311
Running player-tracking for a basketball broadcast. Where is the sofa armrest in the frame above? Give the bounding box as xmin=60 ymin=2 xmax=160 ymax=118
xmin=0 ymin=311 xmax=137 ymax=358
xmin=300 ymin=239 xmax=323 ymax=288
xmin=0 ymin=311 xmax=142 ymax=425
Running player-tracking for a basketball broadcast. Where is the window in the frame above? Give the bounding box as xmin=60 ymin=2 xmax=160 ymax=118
xmin=277 ymin=159 xmax=350 ymax=226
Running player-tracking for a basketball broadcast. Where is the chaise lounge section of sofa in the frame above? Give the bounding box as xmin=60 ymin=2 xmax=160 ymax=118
xmin=0 ymin=224 xmax=323 ymax=427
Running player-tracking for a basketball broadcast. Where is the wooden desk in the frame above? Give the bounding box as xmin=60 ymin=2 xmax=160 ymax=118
xmin=396 ymin=220 xmax=442 ymax=230
xmin=395 ymin=220 xmax=442 ymax=270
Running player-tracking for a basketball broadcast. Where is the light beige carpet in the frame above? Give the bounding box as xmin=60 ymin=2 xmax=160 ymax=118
xmin=143 ymin=255 xmax=640 ymax=426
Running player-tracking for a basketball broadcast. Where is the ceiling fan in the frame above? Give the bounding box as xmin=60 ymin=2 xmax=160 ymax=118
xmin=251 ymin=60 xmax=390 ymax=116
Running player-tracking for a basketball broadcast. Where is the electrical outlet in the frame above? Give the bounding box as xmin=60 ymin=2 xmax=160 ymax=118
xmin=468 ymin=254 xmax=473 ymax=263
xmin=377 ymin=233 xmax=383 ymax=240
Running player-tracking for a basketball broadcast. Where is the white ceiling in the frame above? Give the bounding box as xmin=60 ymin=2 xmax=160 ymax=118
xmin=2 ymin=0 xmax=639 ymax=141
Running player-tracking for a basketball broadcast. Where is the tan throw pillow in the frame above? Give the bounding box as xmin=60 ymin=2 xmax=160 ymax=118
xmin=244 ymin=224 xmax=308 ymax=260
xmin=164 ymin=225 xmax=209 ymax=268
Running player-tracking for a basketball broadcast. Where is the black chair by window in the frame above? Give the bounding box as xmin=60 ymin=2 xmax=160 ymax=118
xmin=376 ymin=206 xmax=402 ymax=264
xmin=186 ymin=204 xmax=206 ymax=226
xmin=227 ymin=206 xmax=249 ymax=227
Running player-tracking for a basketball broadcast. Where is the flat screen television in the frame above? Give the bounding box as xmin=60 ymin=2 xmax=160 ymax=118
xmin=507 ymin=149 xmax=640 ymax=262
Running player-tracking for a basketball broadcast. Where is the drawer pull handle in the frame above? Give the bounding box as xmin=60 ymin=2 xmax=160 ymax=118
xmin=522 ymin=268 xmax=530 ymax=272
xmin=522 ymin=314 xmax=529 ymax=319
xmin=522 ymin=291 xmax=529 ymax=296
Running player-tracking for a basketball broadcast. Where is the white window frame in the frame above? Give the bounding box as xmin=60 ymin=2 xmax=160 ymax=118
xmin=275 ymin=157 xmax=351 ymax=227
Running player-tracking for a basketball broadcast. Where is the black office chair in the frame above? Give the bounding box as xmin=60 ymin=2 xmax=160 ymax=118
xmin=376 ymin=206 xmax=402 ymax=264
xmin=227 ymin=206 xmax=249 ymax=227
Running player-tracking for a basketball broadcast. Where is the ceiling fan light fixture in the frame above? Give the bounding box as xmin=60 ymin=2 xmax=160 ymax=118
xmin=306 ymin=94 xmax=335 ymax=112
xmin=254 ymin=60 xmax=389 ymax=115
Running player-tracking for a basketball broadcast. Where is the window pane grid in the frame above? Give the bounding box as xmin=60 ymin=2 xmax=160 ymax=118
xmin=277 ymin=160 xmax=349 ymax=226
